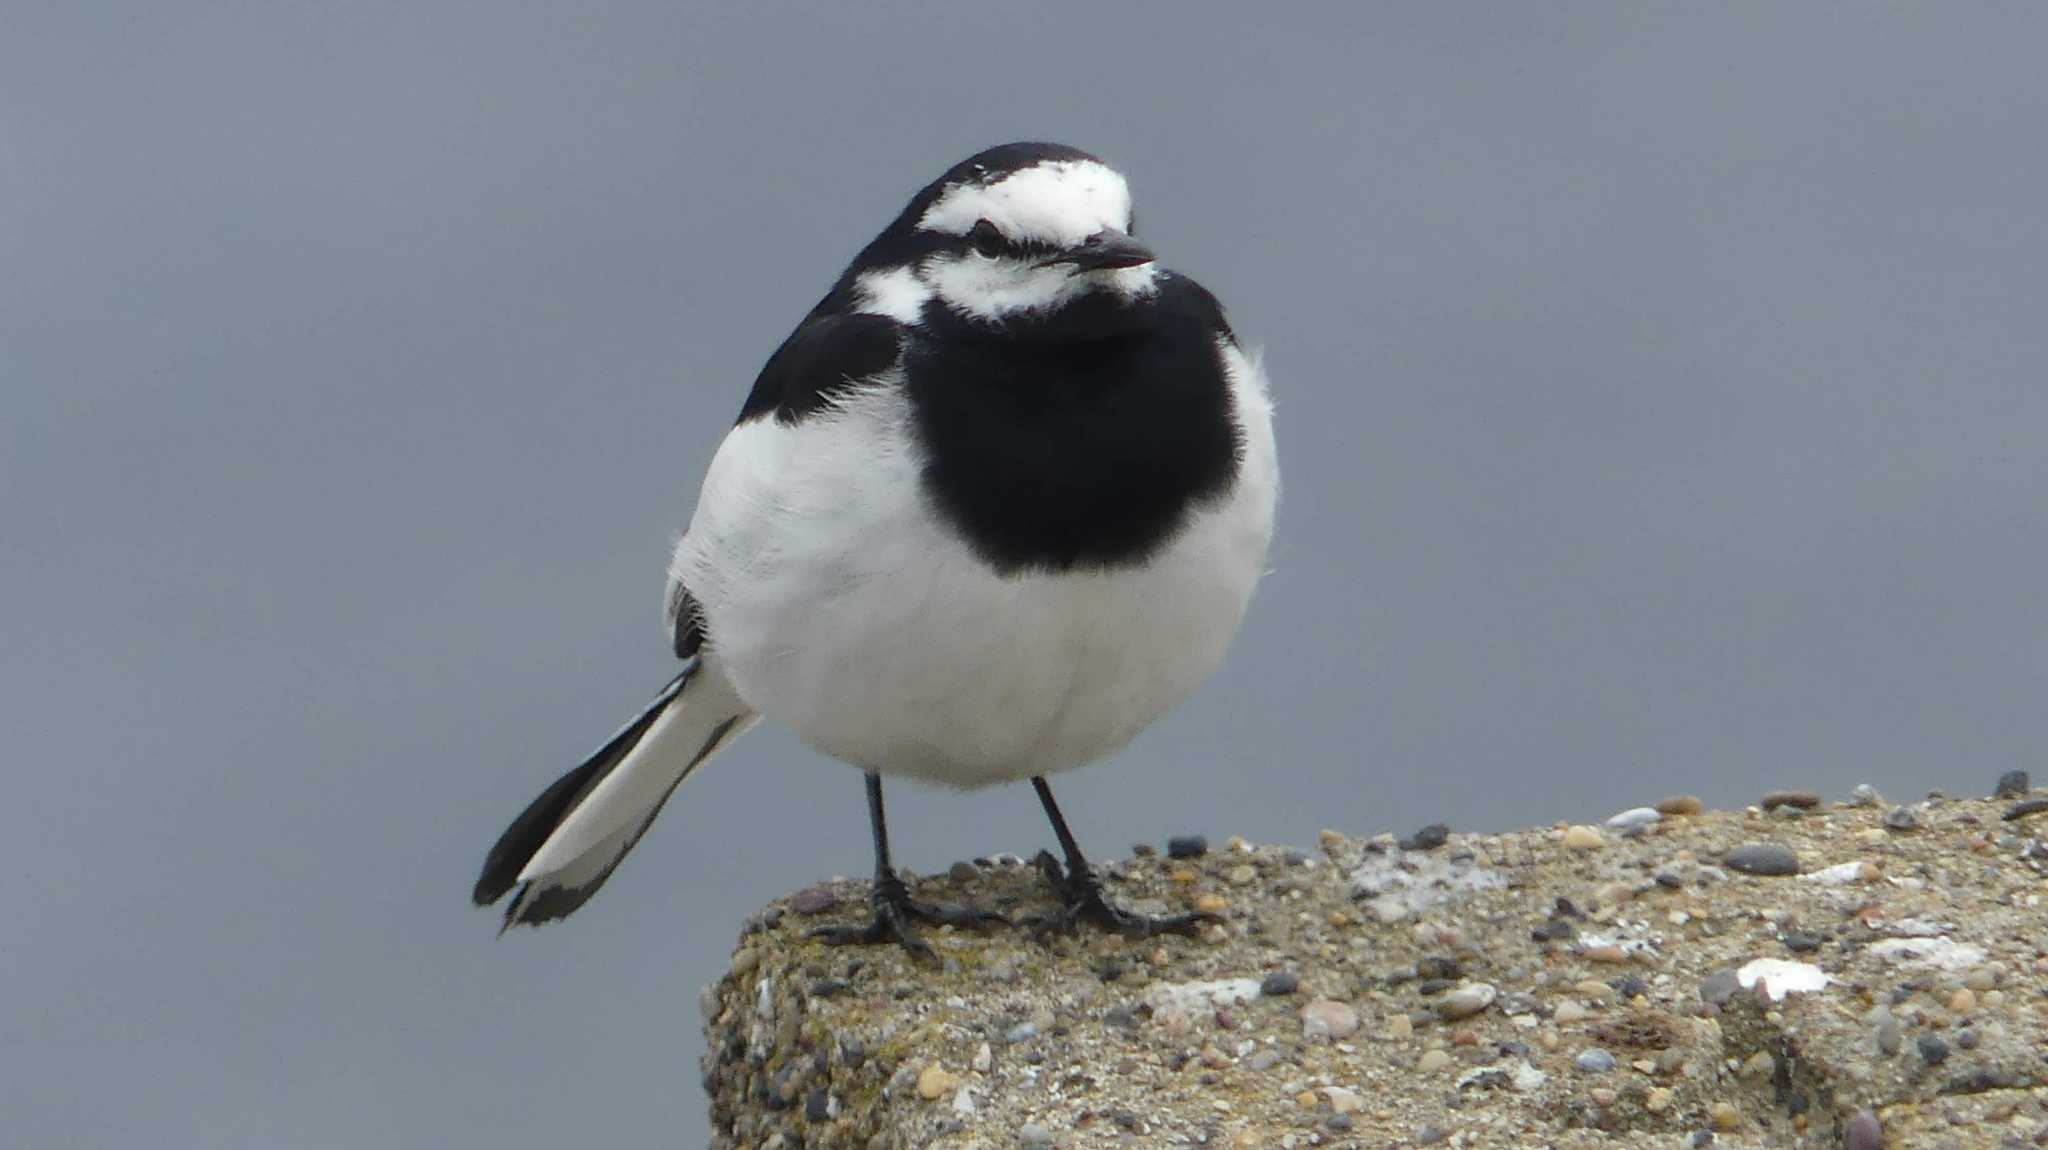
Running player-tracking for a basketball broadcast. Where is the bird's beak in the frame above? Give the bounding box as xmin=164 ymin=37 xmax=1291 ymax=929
xmin=1037 ymin=229 xmax=1157 ymax=273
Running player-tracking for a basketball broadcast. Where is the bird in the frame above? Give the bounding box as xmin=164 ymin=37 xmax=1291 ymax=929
xmin=471 ymin=141 xmax=1278 ymax=954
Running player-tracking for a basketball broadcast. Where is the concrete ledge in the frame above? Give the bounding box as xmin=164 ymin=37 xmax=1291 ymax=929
xmin=702 ymin=785 xmax=2048 ymax=1149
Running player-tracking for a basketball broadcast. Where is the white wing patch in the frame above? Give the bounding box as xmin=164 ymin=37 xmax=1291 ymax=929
xmin=854 ymin=266 xmax=930 ymax=325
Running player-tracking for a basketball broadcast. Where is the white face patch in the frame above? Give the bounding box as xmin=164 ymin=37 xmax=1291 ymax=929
xmin=918 ymin=159 xmax=1134 ymax=248
xmin=920 ymin=254 xmax=1155 ymax=323
xmin=856 ymin=157 xmax=1156 ymax=325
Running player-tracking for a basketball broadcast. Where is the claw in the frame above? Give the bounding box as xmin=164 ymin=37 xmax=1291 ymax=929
xmin=812 ymin=874 xmax=1005 ymax=959
xmin=1028 ymin=850 xmax=1214 ymax=939
xmin=811 ymin=906 xmax=936 ymax=959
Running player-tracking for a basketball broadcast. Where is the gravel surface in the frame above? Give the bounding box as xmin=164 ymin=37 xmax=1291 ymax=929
xmin=702 ymin=784 xmax=2048 ymax=1149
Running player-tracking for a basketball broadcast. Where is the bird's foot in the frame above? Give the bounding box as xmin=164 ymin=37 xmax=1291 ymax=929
xmin=812 ymin=873 xmax=1006 ymax=959
xmin=1027 ymin=850 xmax=1214 ymax=939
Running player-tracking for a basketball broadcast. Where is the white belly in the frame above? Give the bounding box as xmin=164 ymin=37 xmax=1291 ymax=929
xmin=671 ymin=345 xmax=1277 ymax=787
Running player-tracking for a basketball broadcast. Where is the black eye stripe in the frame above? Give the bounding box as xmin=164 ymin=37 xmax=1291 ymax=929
xmin=962 ymin=221 xmax=1068 ymax=261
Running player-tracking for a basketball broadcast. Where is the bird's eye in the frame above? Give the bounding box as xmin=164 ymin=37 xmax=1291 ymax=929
xmin=969 ymin=219 xmax=1004 ymax=259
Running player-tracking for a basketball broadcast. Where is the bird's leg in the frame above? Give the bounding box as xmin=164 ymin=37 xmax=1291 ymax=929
xmin=1027 ymin=776 xmax=1213 ymax=938
xmin=813 ymin=772 xmax=1005 ymax=958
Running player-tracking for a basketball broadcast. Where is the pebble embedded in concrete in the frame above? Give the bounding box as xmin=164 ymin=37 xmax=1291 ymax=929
xmin=1761 ymin=790 xmax=1821 ymax=811
xmin=1300 ymin=998 xmax=1359 ymax=1040
xmin=1259 ymin=971 xmax=1299 ymax=996
xmin=1562 ymin=825 xmax=1605 ymax=850
xmin=916 ymin=1064 xmax=958 ymax=1101
xmin=1724 ymin=842 xmax=1801 ymax=875
xmin=1605 ymin=807 xmax=1662 ymax=835
xmin=1436 ymin=982 xmax=1497 ymax=1020
xmin=1574 ymin=1048 xmax=1616 ymax=1073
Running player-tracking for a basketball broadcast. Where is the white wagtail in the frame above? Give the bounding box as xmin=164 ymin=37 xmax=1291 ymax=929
xmin=473 ymin=142 xmax=1278 ymax=953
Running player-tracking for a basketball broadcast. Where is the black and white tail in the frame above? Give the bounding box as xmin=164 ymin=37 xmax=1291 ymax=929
xmin=472 ymin=657 xmax=757 ymax=932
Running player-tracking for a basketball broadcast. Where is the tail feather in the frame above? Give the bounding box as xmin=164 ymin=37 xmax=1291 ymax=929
xmin=472 ymin=657 xmax=756 ymax=930
xmin=495 ymin=720 xmax=739 ymax=932
xmin=471 ymin=670 xmax=688 ymax=907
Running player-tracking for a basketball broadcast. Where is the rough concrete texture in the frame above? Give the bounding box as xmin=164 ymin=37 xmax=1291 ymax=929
xmin=702 ymin=785 xmax=2048 ymax=1149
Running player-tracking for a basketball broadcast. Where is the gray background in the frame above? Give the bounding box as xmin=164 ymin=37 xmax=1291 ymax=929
xmin=5 ymin=4 xmax=2044 ymax=1146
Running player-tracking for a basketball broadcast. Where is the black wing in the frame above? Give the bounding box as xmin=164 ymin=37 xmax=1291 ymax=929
xmin=734 ymin=310 xmax=905 ymax=426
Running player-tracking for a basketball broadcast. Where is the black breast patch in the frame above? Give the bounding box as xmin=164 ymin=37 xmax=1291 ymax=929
xmin=904 ymin=274 xmax=1243 ymax=575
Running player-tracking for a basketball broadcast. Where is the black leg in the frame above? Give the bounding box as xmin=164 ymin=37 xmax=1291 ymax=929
xmin=1028 ymin=776 xmax=1213 ymax=938
xmin=813 ymin=772 xmax=1005 ymax=958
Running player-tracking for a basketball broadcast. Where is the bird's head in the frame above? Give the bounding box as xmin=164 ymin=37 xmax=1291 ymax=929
xmin=844 ymin=143 xmax=1160 ymax=338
